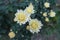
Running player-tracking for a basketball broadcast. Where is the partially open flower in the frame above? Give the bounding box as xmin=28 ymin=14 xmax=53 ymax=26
xmin=8 ymin=31 xmax=15 ymax=38
xmin=44 ymin=2 xmax=50 ymax=8
xmin=45 ymin=17 xmax=49 ymax=22
xmin=43 ymin=12 xmax=47 ymax=17
xmin=49 ymin=10 xmax=56 ymax=17
xmin=24 ymin=3 xmax=35 ymax=15
xmin=26 ymin=25 xmax=30 ymax=30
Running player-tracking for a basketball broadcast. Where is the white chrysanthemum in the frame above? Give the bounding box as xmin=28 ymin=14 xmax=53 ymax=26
xmin=45 ymin=17 xmax=49 ymax=22
xmin=43 ymin=12 xmax=47 ymax=17
xmin=24 ymin=3 xmax=35 ymax=15
xmin=27 ymin=19 xmax=43 ymax=33
xmin=49 ymin=10 xmax=56 ymax=17
xmin=8 ymin=31 xmax=15 ymax=38
xmin=14 ymin=10 xmax=30 ymax=25
xmin=44 ymin=2 xmax=50 ymax=8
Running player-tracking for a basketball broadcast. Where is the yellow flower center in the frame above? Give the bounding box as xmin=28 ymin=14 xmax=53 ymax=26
xmin=26 ymin=8 xmax=32 ymax=13
xmin=17 ymin=13 xmax=26 ymax=22
xmin=30 ymin=21 xmax=38 ymax=29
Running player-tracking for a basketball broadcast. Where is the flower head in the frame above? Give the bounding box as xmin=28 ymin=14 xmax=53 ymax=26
xmin=24 ymin=3 xmax=35 ymax=15
xmin=14 ymin=10 xmax=30 ymax=25
xmin=8 ymin=31 xmax=15 ymax=38
xmin=49 ymin=10 xmax=56 ymax=17
xmin=44 ymin=2 xmax=50 ymax=8
xmin=45 ymin=17 xmax=49 ymax=22
xmin=43 ymin=12 xmax=47 ymax=17
xmin=27 ymin=19 xmax=43 ymax=33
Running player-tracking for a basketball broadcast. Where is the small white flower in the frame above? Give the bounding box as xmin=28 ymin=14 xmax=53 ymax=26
xmin=45 ymin=17 xmax=49 ymax=22
xmin=43 ymin=12 xmax=47 ymax=17
xmin=14 ymin=10 xmax=30 ymax=25
xmin=27 ymin=19 xmax=43 ymax=33
xmin=8 ymin=31 xmax=15 ymax=38
xmin=24 ymin=3 xmax=35 ymax=15
xmin=49 ymin=10 xmax=56 ymax=17
xmin=44 ymin=2 xmax=50 ymax=8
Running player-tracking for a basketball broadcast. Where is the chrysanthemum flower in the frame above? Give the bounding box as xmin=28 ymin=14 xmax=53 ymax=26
xmin=43 ymin=12 xmax=47 ymax=17
xmin=49 ymin=10 xmax=56 ymax=17
xmin=24 ymin=3 xmax=35 ymax=15
xmin=45 ymin=17 xmax=49 ymax=22
xmin=44 ymin=2 xmax=50 ymax=8
xmin=8 ymin=31 xmax=15 ymax=38
xmin=14 ymin=10 xmax=30 ymax=25
xmin=27 ymin=19 xmax=43 ymax=33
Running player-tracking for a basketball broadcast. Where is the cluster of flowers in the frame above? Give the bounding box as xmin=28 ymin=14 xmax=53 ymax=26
xmin=14 ymin=3 xmax=43 ymax=34
xmin=8 ymin=2 xmax=56 ymax=38
xmin=43 ymin=2 xmax=56 ymax=22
